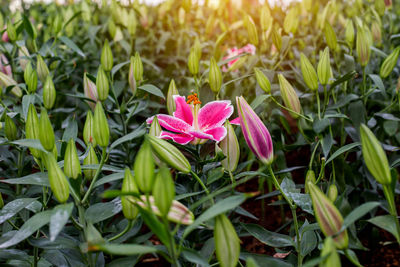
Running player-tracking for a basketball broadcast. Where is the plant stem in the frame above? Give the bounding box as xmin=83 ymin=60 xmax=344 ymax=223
xmin=315 ymin=158 xmax=326 ymax=184
xmin=108 ymin=220 xmax=134 ymax=242
xmin=382 ymin=185 xmax=400 ymax=244
xmin=362 ymin=66 xmax=367 ymax=104
xmin=316 ymin=91 xmax=321 ymax=120
xmin=322 ymin=85 xmax=328 ymax=116
xmin=270 ymin=96 xmax=312 ymax=122
xmin=190 ymin=170 xmax=214 ymax=204
xmin=309 ymin=141 xmax=321 ymax=170
xmin=81 ymin=147 xmax=107 ymax=204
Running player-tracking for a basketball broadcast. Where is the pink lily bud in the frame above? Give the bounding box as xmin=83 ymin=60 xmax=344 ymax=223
xmin=0 ymin=54 xmax=12 ymax=76
xmin=1 ymin=31 xmax=8 ymax=42
xmin=83 ymin=72 xmax=98 ymax=109
xmin=236 ymin=96 xmax=273 ymax=165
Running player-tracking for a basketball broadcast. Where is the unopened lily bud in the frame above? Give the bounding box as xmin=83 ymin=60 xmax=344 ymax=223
xmin=26 ymin=104 xmax=40 ymax=158
xmin=148 ymin=135 xmax=191 ymax=173
xmin=214 ymin=214 xmax=240 ymax=267
xmin=324 ymin=21 xmax=337 ymax=52
xmin=83 ymin=110 xmax=96 ymax=147
xmin=305 ymin=170 xmax=316 ymax=193
xmin=278 ymin=74 xmax=301 ymax=119
xmin=0 ymin=54 xmax=11 ymax=76
xmin=300 ymin=53 xmax=319 ymax=91
xmin=244 ymin=14 xmax=258 ymax=46
xmin=52 ymin=15 xmax=63 ymax=36
xmin=317 ymin=47 xmax=332 ymax=86
xmin=308 ymin=181 xmax=348 ymax=249
xmin=328 ymin=184 xmax=338 ymax=202
xmin=0 ymin=192 xmax=3 ymax=209
xmin=178 ymin=7 xmax=185 ymax=25
xmin=133 ymin=52 xmax=143 ymax=83
xmin=384 ymin=0 xmax=392 ymax=9
xmin=260 ymin=5 xmax=272 ymax=31
xmin=46 ymin=152 xmax=70 ymax=203
xmin=93 ymin=102 xmax=109 ymax=148
xmin=360 ymin=124 xmax=392 ymax=185
xmin=271 ymin=27 xmax=282 ymax=51
xmin=39 ymin=108 xmax=55 ymax=152
xmin=380 ymin=47 xmax=400 ymax=78
xmin=149 ymin=116 xmax=162 ymax=137
xmin=128 ymin=56 xmax=137 ymax=96
xmin=356 ymin=25 xmax=371 ymax=67
xmin=96 ymin=66 xmax=109 ymax=101
xmin=24 ymin=62 xmax=38 ymax=93
xmin=64 ymin=138 xmax=81 ymax=179
xmin=219 ymin=121 xmax=240 ymax=172
xmin=320 ymin=237 xmax=341 ymax=267
xmin=127 ymin=10 xmax=137 ymax=37
xmin=83 ymin=72 xmax=98 ymax=109
xmin=371 ymin=21 xmax=382 ymax=47
xmin=194 ymin=37 xmax=202 ymax=61
xmin=108 ymin=19 xmax=116 ymax=39
xmin=134 ymin=138 xmax=155 ymax=193
xmin=43 ymin=76 xmax=56 ymax=109
xmin=345 ymin=19 xmax=355 ymax=49
xmin=6 ymin=20 xmax=16 ymax=42
xmin=254 ymin=68 xmax=271 ymax=94
xmin=283 ymin=7 xmax=299 ymax=34
xmin=153 ymin=167 xmax=175 ymax=217
xmin=188 ymin=48 xmax=199 ymax=75
xmin=36 ymin=54 xmax=49 ymax=82
xmin=121 ymin=168 xmax=139 ymax=220
xmin=83 ymin=145 xmax=99 ymax=179
xmin=0 ymin=72 xmax=22 ymax=97
xmin=101 ymin=40 xmax=113 ymax=72
xmin=5 ymin=115 xmax=17 ymax=141
xmin=167 ymin=79 xmax=178 ymax=115
xmin=209 ymin=57 xmax=222 ymax=94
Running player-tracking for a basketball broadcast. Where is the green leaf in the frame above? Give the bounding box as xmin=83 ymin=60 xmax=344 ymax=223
xmin=183 ymin=195 xmax=247 ymax=238
xmin=110 ymin=125 xmax=146 ymax=149
xmin=182 ymin=247 xmax=211 ymax=267
xmin=383 ymin=120 xmax=398 ymax=136
xmin=10 ymin=139 xmax=46 ymax=152
xmin=313 ymin=118 xmax=330 ymax=134
xmin=329 ymin=70 xmax=357 ymax=89
xmin=94 ymin=173 xmax=124 ymax=188
xmin=94 ymin=243 xmax=157 ymax=255
xmin=250 ymin=95 xmax=269 ymax=110
xmin=111 ymin=60 xmax=130 ymax=77
xmin=137 ymin=206 xmax=170 ymax=245
xmin=138 ymin=84 xmax=165 ymax=99
xmin=239 ymin=253 xmax=293 ymax=267
xmin=1 ymin=172 xmax=49 ymax=186
xmin=242 ymin=223 xmax=294 ymax=247
xmin=22 ymin=94 xmax=36 ymax=120
xmin=326 ymin=142 xmax=360 ymax=164
xmin=50 ymin=203 xmax=74 ymax=241
xmin=0 ymin=198 xmax=38 ymax=224
xmin=0 ymin=210 xmax=52 ymax=248
xmin=300 ymin=228 xmax=317 ymax=256
xmin=368 ymin=215 xmax=400 ymax=241
xmin=343 ymin=202 xmax=380 ymax=229
xmin=369 ymin=74 xmax=385 ymax=92
xmin=321 ymin=133 xmax=333 ymax=158
xmin=85 ymin=198 xmax=122 ymax=224
xmin=289 ymin=193 xmax=313 ymax=215
xmin=23 ymin=15 xmax=36 ymax=39
xmin=59 ymin=36 xmax=86 ymax=58
xmin=62 ymin=118 xmax=78 ymax=142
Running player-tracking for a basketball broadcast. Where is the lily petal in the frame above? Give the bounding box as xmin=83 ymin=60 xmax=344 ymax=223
xmin=151 ymin=114 xmax=192 ymax=133
xmin=173 ymin=95 xmax=194 ymax=125
xmin=189 ymin=130 xmax=214 ymax=140
xmin=204 ymin=126 xmax=227 ymax=142
xmin=160 ymin=131 xmax=194 ymax=145
xmin=198 ymin=100 xmax=234 ymax=130
xmin=230 ymin=117 xmax=240 ymax=125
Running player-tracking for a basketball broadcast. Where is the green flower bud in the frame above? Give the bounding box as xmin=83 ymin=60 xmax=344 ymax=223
xmin=283 ymin=7 xmax=299 ymax=34
xmin=308 ymin=181 xmax=348 ymax=249
xmin=209 ymin=57 xmax=222 ymax=95
xmin=244 ymin=14 xmax=258 ymax=46
xmin=153 ymin=167 xmax=175 ymax=217
xmin=26 ymin=104 xmax=40 ymax=158
xmin=46 ymin=152 xmax=70 ymax=203
xmin=371 ymin=21 xmax=382 ymax=47
xmin=24 ymin=62 xmax=38 ymax=93
xmin=134 ymin=138 xmax=155 ymax=193
xmin=300 ymin=53 xmax=319 ymax=91
xmin=148 ymin=135 xmax=191 ymax=173
xmin=380 ymin=47 xmax=400 ymax=78
xmin=345 ymin=19 xmax=355 ymax=50
xmin=305 ymin=170 xmax=316 ymax=194
xmin=219 ymin=121 xmax=240 ymax=172
xmin=5 ymin=115 xmax=17 ymax=141
xmin=133 ymin=52 xmax=143 ymax=83
xmin=6 ymin=20 xmax=17 ymax=42
xmin=0 ymin=192 xmax=3 ymax=209
xmin=128 ymin=56 xmax=136 ymax=96
xmin=83 ymin=145 xmax=99 ymax=180
xmin=36 ymin=54 xmax=49 ymax=82
xmin=375 ymin=0 xmax=386 ymax=16
xmin=52 ymin=15 xmax=63 ymax=36
xmin=194 ymin=37 xmax=202 ymax=61
xmin=254 ymin=68 xmax=271 ymax=94
xmin=214 ymin=214 xmax=240 ymax=267
xmin=101 ymin=40 xmax=113 ymax=72
xmin=188 ymin=48 xmax=199 ymax=75
xmin=127 ymin=10 xmax=137 ymax=37
xmin=19 ymin=46 xmax=30 ymax=71
xmin=39 ymin=108 xmax=55 ymax=152
xmin=278 ymin=74 xmax=301 ymax=119
xmin=319 ymin=237 xmax=341 ymax=267
xmin=96 ymin=66 xmax=109 ymax=101
xmin=328 ymin=184 xmax=338 ymax=202
xmin=0 ymin=72 xmax=22 ymax=98
xmin=149 ymin=116 xmax=162 ymax=137
xmin=317 ymin=47 xmax=332 ymax=86
xmin=121 ymin=168 xmax=139 ymax=220
xmin=271 ymin=27 xmax=282 ymax=51
xmin=356 ymin=25 xmax=371 ymax=67
xmin=260 ymin=5 xmax=272 ymax=31
xmin=64 ymin=138 xmax=81 ymax=179
xmin=43 ymin=76 xmax=56 ymax=109
xmin=360 ymin=124 xmax=392 ymax=185
xmin=166 ymin=79 xmax=179 ymax=115
xmin=83 ymin=110 xmax=96 ymax=147
xmin=324 ymin=21 xmax=337 ymax=52
xmin=108 ymin=19 xmax=116 ymax=39
xmin=93 ymin=102 xmax=110 ymax=148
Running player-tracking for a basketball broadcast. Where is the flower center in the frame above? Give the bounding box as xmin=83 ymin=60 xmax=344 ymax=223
xmin=186 ymin=93 xmax=201 ymax=105
xmin=187 ymin=93 xmax=201 ymax=130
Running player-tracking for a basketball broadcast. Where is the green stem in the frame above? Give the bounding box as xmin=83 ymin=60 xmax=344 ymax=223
xmin=322 ymin=85 xmax=328 ymax=116
xmin=16 ymin=148 xmax=23 ymax=195
xmin=228 ymin=171 xmax=236 ymax=189
xmin=309 ymin=141 xmax=321 ymax=170
xmin=362 ymin=66 xmax=367 ymax=104
xmin=315 ymin=158 xmax=326 ymax=184
xmin=190 ymin=170 xmax=214 ymax=204
xmin=108 ymin=220 xmax=134 ymax=242
xmin=382 ymin=185 xmax=400 ymax=244
xmin=316 ymin=91 xmax=321 ymax=120
xmin=81 ymin=147 xmax=107 ymax=204
xmin=270 ymin=97 xmax=312 ymax=122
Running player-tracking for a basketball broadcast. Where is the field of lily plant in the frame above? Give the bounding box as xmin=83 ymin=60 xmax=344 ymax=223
xmin=0 ymin=0 xmax=400 ymax=266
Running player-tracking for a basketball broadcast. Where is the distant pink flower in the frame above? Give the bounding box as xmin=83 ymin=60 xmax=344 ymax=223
xmin=222 ymin=44 xmax=256 ymax=72
xmin=1 ymin=27 xmax=9 ymax=42
xmin=0 ymin=54 xmax=12 ymax=76
xmin=147 ymin=93 xmax=234 ymax=145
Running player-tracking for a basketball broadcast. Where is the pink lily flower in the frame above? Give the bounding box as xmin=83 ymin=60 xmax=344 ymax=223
xmin=146 ymin=93 xmax=234 ymax=145
xmin=236 ymin=96 xmax=273 ymax=165
xmin=222 ymin=44 xmax=256 ymax=72
xmin=0 ymin=54 xmax=12 ymax=76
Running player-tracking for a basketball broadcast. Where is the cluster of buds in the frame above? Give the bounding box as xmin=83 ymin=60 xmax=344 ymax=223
xmin=128 ymin=52 xmax=143 ymax=96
